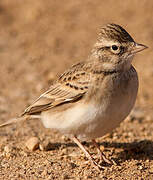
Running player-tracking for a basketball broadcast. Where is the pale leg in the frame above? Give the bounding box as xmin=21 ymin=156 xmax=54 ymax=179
xmin=92 ymin=139 xmax=113 ymax=164
xmin=72 ymin=136 xmax=104 ymax=171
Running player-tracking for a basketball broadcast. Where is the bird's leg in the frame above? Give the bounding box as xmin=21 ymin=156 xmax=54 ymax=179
xmin=72 ymin=136 xmax=104 ymax=171
xmin=92 ymin=139 xmax=112 ymax=164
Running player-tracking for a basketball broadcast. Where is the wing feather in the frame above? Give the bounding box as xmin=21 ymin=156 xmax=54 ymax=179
xmin=22 ymin=62 xmax=91 ymax=116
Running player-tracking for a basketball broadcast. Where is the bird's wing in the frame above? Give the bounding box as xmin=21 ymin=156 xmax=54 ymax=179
xmin=22 ymin=62 xmax=91 ymax=115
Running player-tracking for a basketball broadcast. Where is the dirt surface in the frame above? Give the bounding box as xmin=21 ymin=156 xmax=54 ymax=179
xmin=0 ymin=1 xmax=153 ymax=179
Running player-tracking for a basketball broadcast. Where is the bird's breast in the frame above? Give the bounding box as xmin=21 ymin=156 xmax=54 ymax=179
xmin=79 ymin=65 xmax=138 ymax=139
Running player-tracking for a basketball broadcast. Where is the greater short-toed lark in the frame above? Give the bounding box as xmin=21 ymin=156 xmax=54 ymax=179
xmin=1 ymin=23 xmax=148 ymax=170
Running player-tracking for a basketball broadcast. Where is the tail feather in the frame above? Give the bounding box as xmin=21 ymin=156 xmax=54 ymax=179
xmin=0 ymin=115 xmax=41 ymax=128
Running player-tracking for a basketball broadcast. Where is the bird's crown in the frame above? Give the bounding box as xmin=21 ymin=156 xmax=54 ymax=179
xmin=98 ymin=23 xmax=134 ymax=43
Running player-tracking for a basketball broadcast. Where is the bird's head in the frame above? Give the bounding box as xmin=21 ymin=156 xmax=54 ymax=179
xmin=91 ymin=23 xmax=148 ymax=72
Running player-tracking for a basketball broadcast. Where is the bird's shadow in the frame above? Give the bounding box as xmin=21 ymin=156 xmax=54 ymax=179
xmin=47 ymin=139 xmax=153 ymax=163
xmin=99 ymin=140 xmax=153 ymax=163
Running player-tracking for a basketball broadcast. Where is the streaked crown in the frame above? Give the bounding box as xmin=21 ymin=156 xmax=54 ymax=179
xmin=98 ymin=23 xmax=134 ymax=43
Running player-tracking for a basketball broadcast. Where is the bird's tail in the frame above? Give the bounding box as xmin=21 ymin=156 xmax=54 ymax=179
xmin=0 ymin=115 xmax=41 ymax=128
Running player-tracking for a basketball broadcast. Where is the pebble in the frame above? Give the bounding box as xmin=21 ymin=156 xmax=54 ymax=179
xmin=39 ymin=144 xmax=45 ymax=151
xmin=60 ymin=148 xmax=68 ymax=156
xmin=3 ymin=145 xmax=14 ymax=158
xmin=149 ymin=165 xmax=153 ymax=173
xmin=39 ymin=141 xmax=53 ymax=151
xmin=4 ymin=145 xmax=12 ymax=153
xmin=69 ymin=151 xmax=80 ymax=157
xmin=25 ymin=137 xmax=39 ymax=151
xmin=149 ymin=167 xmax=153 ymax=173
xmin=61 ymin=135 xmax=70 ymax=142
xmin=100 ymin=145 xmax=105 ymax=151
xmin=138 ymin=165 xmax=143 ymax=170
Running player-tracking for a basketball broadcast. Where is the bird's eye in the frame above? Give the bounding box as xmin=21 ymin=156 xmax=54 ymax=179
xmin=111 ymin=45 xmax=118 ymax=51
xmin=110 ymin=45 xmax=121 ymax=54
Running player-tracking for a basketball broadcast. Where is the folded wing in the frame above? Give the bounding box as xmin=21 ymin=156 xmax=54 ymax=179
xmin=22 ymin=62 xmax=91 ymax=116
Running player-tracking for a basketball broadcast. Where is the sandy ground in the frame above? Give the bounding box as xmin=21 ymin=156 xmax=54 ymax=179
xmin=0 ymin=1 xmax=153 ymax=179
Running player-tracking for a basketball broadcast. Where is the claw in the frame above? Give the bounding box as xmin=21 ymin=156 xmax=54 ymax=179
xmin=73 ymin=136 xmax=105 ymax=171
xmin=72 ymin=136 xmax=115 ymax=171
xmin=92 ymin=139 xmax=115 ymax=165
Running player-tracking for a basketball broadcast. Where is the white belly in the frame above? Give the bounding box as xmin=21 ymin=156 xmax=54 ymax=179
xmin=41 ymin=95 xmax=135 ymax=140
xmin=41 ymin=68 xmax=138 ymax=140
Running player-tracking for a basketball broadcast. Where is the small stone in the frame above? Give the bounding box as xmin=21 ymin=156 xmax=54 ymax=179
xmin=39 ymin=144 xmax=45 ymax=151
xmin=25 ymin=137 xmax=39 ymax=151
xmin=39 ymin=140 xmax=54 ymax=151
xmin=60 ymin=148 xmax=68 ymax=155
xmin=39 ymin=143 xmax=51 ymax=151
xmin=117 ymin=166 xmax=122 ymax=170
xmin=4 ymin=145 xmax=12 ymax=153
xmin=3 ymin=145 xmax=14 ymax=158
xmin=69 ymin=151 xmax=80 ymax=157
xmin=61 ymin=135 xmax=70 ymax=142
xmin=100 ymin=145 xmax=105 ymax=151
xmin=149 ymin=167 xmax=153 ymax=173
xmin=138 ymin=165 xmax=143 ymax=170
xmin=20 ymin=151 xmax=28 ymax=157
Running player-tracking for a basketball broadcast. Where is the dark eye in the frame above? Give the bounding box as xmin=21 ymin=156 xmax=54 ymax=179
xmin=111 ymin=45 xmax=118 ymax=51
xmin=110 ymin=44 xmax=121 ymax=54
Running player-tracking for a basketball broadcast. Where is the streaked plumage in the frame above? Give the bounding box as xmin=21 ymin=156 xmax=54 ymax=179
xmin=0 ymin=23 xmax=148 ymax=170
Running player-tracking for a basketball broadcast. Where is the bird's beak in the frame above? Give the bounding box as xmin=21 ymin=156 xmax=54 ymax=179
xmin=131 ymin=43 xmax=148 ymax=54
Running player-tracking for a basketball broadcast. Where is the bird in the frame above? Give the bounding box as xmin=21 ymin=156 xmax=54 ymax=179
xmin=0 ymin=23 xmax=148 ymax=170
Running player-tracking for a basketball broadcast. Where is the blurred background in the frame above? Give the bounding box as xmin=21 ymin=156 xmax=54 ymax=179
xmin=0 ymin=0 xmax=153 ymax=179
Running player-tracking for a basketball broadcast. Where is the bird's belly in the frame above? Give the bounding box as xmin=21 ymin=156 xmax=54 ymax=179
xmin=41 ymin=70 xmax=138 ymax=140
xmin=41 ymin=89 xmax=137 ymax=140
